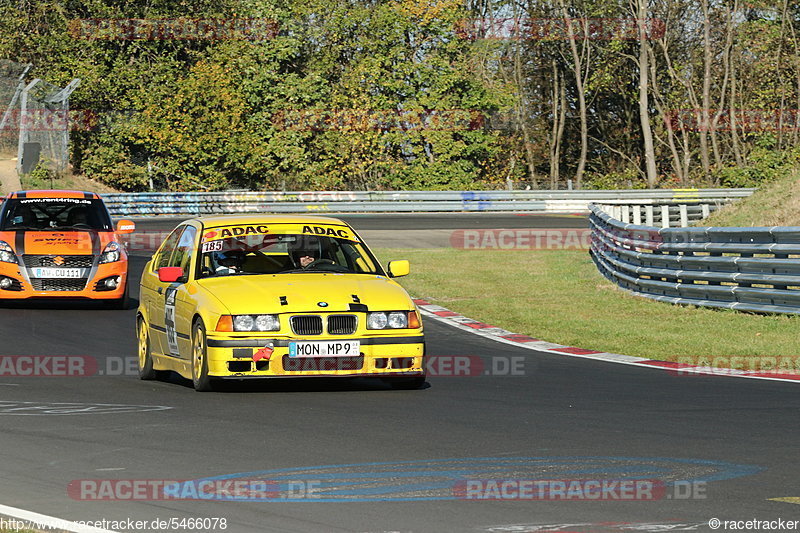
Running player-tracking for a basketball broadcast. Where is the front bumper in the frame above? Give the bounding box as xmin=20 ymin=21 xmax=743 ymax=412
xmin=0 ymin=260 xmax=128 ymax=300
xmin=205 ymin=334 xmax=425 ymax=378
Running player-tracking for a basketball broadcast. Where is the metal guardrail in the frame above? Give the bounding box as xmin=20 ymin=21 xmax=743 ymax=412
xmin=102 ymin=188 xmax=755 ymax=216
xmin=589 ymin=204 xmax=800 ymax=315
xmin=594 ymin=203 xmax=722 ymax=228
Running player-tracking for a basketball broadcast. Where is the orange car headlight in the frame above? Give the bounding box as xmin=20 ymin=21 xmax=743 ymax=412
xmin=0 ymin=241 xmax=16 ymax=264
xmin=99 ymin=242 xmax=122 ymax=264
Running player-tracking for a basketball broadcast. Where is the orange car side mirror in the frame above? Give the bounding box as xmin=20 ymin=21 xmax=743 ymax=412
xmin=116 ymin=219 xmax=136 ymax=234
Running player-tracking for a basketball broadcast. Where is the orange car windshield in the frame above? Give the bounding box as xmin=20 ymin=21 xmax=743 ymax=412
xmin=0 ymin=198 xmax=113 ymax=231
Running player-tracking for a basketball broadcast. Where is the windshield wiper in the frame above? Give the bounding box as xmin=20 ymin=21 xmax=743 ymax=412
xmin=50 ymin=225 xmax=95 ymax=230
xmin=1 ymin=225 xmax=40 ymax=231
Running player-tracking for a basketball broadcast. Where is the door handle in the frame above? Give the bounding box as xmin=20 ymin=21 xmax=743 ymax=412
xmin=157 ymin=287 xmax=163 ymax=295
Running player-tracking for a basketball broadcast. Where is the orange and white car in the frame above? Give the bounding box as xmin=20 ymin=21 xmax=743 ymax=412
xmin=0 ymin=190 xmax=135 ymax=307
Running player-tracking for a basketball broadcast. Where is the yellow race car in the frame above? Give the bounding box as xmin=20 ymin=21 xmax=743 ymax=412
xmin=137 ymin=215 xmax=425 ymax=391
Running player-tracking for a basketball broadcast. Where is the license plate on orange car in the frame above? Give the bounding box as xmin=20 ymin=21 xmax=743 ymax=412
xmin=32 ymin=268 xmax=86 ymax=278
xmin=288 ymin=341 xmax=360 ymax=358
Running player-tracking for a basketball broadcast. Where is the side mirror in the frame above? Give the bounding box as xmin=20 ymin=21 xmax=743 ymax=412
xmin=116 ymin=219 xmax=135 ymax=234
xmin=387 ymin=260 xmax=410 ymax=278
xmin=158 ymin=267 xmax=184 ymax=283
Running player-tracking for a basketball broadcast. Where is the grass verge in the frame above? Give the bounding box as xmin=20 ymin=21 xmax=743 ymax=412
xmin=374 ymin=247 xmax=800 ymax=363
xmin=19 ymin=171 xmax=120 ymax=195
xmin=704 ymin=169 xmax=800 ymax=226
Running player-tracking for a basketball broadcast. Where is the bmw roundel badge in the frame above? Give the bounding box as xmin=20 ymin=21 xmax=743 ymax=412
xmin=317 ymin=301 xmax=329 ymax=307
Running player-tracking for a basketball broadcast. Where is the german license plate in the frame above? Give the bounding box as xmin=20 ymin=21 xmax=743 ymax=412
xmin=289 ymin=340 xmax=360 ymax=358
xmin=32 ymin=268 xmax=86 ymax=278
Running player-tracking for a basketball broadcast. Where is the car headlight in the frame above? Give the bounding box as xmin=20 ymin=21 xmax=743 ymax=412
xmin=367 ymin=311 xmax=416 ymax=329
xmin=388 ymin=311 xmax=408 ymax=328
xmin=367 ymin=312 xmax=388 ymax=329
xmin=231 ymin=314 xmax=280 ymax=332
xmin=255 ymin=314 xmax=280 ymax=331
xmin=99 ymin=242 xmax=121 ymax=264
xmin=0 ymin=241 xmax=16 ymax=264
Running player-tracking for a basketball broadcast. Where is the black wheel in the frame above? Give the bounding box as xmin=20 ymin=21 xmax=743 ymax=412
xmin=383 ymin=375 xmax=426 ymax=390
xmin=191 ymin=319 xmax=214 ymax=392
xmin=137 ymin=316 xmax=156 ymax=380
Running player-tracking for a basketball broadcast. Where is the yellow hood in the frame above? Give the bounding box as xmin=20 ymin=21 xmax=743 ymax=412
xmin=197 ymin=273 xmax=414 ymax=314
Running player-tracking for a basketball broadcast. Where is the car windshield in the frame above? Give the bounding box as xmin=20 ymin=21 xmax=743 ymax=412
xmin=0 ymin=198 xmax=113 ymax=231
xmin=198 ymin=227 xmax=382 ymax=278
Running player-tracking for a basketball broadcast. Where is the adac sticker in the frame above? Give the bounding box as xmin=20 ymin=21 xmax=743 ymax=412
xmin=301 ymin=225 xmax=357 ymax=241
xmin=203 ymin=225 xmax=270 ymax=241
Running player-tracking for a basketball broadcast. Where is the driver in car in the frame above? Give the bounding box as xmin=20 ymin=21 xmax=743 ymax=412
xmin=213 ymin=250 xmax=246 ymax=275
xmin=297 ymin=251 xmax=316 ymax=268
xmin=291 ymin=237 xmax=329 ymax=269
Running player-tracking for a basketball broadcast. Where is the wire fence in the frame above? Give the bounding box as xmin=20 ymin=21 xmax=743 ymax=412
xmin=0 ymin=60 xmax=31 ymax=155
xmin=16 ymin=77 xmax=80 ymax=174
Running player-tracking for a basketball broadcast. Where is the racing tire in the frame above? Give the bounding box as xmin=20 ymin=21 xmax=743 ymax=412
xmin=383 ymin=375 xmax=426 ymax=390
xmin=137 ymin=316 xmax=157 ymax=380
xmin=191 ymin=320 xmax=214 ymax=392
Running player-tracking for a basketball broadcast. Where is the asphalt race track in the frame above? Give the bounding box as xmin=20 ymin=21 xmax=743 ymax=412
xmin=130 ymin=213 xmax=591 ymax=232
xmin=0 ymin=214 xmax=798 ymax=533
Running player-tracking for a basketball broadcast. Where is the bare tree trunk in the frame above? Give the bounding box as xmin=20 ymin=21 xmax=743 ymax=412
xmin=559 ymin=0 xmax=588 ymax=189
xmin=549 ymin=60 xmax=567 ymax=189
xmin=654 ymin=2 xmax=699 ymax=185
xmin=648 ymin=39 xmax=685 ymax=184
xmin=787 ymin=9 xmax=800 ymax=148
xmin=792 ymin=21 xmax=800 ymax=148
xmin=729 ymin=44 xmax=744 ymax=165
xmin=556 ymin=72 xmax=567 ymax=187
xmin=636 ymin=0 xmax=658 ymax=188
xmin=710 ymin=2 xmax=736 ymax=171
xmin=514 ymin=39 xmax=537 ymax=187
xmin=775 ymin=0 xmax=790 ymax=150
xmin=699 ymin=0 xmax=712 ymax=178
xmin=549 ymin=60 xmax=561 ymax=188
